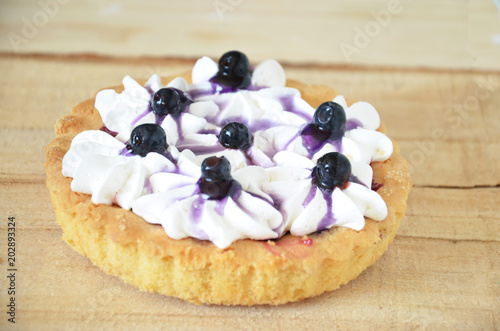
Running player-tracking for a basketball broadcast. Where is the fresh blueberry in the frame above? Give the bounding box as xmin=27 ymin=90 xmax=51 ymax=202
xmin=201 ymin=156 xmax=231 ymax=182
xmin=218 ymin=122 xmax=253 ymax=150
xmin=312 ymin=152 xmax=351 ymax=191
xmin=215 ymin=51 xmax=252 ymax=89
xmin=128 ymin=123 xmax=167 ymax=157
xmin=312 ymin=101 xmax=346 ymax=140
xmin=151 ymin=88 xmax=191 ymax=116
xmin=199 ymin=179 xmax=234 ymax=200
xmin=199 ymin=156 xmax=233 ymax=199
xmin=219 ymin=50 xmax=250 ymax=77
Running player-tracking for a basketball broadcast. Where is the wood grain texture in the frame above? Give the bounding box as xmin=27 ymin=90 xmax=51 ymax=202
xmin=0 ymin=0 xmax=499 ymax=70
xmin=0 ymin=55 xmax=499 ymax=330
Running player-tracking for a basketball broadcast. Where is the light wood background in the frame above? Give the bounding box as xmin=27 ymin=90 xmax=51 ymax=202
xmin=1 ymin=0 xmax=500 ymax=70
xmin=0 ymin=0 xmax=499 ymax=330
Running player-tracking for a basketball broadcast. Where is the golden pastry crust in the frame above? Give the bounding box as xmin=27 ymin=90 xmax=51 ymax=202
xmin=45 ymin=73 xmax=412 ymax=305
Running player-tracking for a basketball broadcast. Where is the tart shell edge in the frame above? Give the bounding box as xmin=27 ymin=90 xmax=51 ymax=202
xmin=45 ymin=74 xmax=412 ymax=305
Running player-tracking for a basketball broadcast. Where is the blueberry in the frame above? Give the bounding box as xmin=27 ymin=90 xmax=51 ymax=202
xmin=312 ymin=152 xmax=351 ymax=191
xmin=219 ymin=51 xmax=250 ymax=76
xmin=199 ymin=156 xmax=233 ymax=200
xmin=215 ymin=50 xmax=252 ymax=89
xmin=128 ymin=123 xmax=167 ymax=157
xmin=312 ymin=101 xmax=346 ymax=140
xmin=151 ymin=88 xmax=191 ymax=116
xmin=218 ymin=122 xmax=253 ymax=150
xmin=199 ymin=179 xmax=234 ymax=200
xmin=201 ymin=156 xmax=231 ymax=182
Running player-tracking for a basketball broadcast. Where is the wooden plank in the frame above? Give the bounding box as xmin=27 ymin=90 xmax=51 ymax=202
xmin=1 ymin=54 xmax=499 ymax=329
xmin=0 ymin=224 xmax=497 ymax=330
xmin=0 ymin=55 xmax=194 ymax=130
xmin=0 ymin=127 xmax=52 ymax=182
xmin=402 ymin=187 xmax=500 ymax=241
xmin=0 ymin=0 xmax=499 ymax=71
xmin=4 ymin=181 xmax=498 ymax=243
xmin=0 ymin=181 xmax=59 ymax=229
xmin=2 ymin=127 xmax=500 ymax=187
xmin=2 ymin=55 xmax=500 ymax=187
xmin=2 ymin=56 xmax=499 ymax=143
xmin=400 ymin=139 xmax=500 ymax=187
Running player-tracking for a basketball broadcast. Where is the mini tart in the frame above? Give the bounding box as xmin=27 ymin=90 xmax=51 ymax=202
xmin=45 ymin=72 xmax=412 ymax=305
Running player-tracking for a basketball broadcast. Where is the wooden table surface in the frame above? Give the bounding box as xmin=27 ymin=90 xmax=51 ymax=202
xmin=1 ymin=1 xmax=499 ymax=330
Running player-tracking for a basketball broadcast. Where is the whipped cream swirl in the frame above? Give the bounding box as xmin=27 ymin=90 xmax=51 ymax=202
xmin=62 ymin=130 xmax=175 ymax=210
xmin=263 ymin=151 xmax=387 ymax=236
xmin=62 ymin=56 xmax=393 ymax=249
xmin=132 ymin=149 xmax=282 ymax=249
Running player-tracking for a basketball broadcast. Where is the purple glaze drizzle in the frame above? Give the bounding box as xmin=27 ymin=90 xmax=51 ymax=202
xmin=143 ymin=177 xmax=153 ymax=194
xmin=346 ymin=118 xmax=363 ymax=131
xmin=131 ymin=108 xmax=152 ymax=126
xmin=144 ymin=85 xmax=155 ymax=96
xmin=227 ymin=181 xmax=242 ymax=199
xmin=197 ymin=128 xmax=219 ymax=135
xmin=266 ymin=192 xmax=287 ymax=236
xmin=195 ymin=179 xmax=275 ymax=220
xmin=216 ymin=116 xmax=276 ymax=132
xmin=330 ymin=138 xmax=343 ymax=153
xmin=242 ymin=147 xmax=270 ymax=167
xmin=214 ymin=198 xmax=228 ymax=216
xmin=189 ymin=191 xmax=210 ymax=240
xmin=162 ymin=149 xmax=177 ymax=164
xmin=233 ymin=198 xmax=257 ymax=220
xmin=371 ymin=180 xmax=384 ymax=192
xmin=173 ymin=115 xmax=184 ymax=140
xmin=245 ymin=189 xmax=274 ymax=206
xmin=189 ymin=89 xmax=210 ymax=100
xmin=119 ymin=141 xmax=176 ymax=164
xmin=242 ymin=147 xmax=274 ymax=168
xmin=302 ymin=184 xmax=317 ymax=208
xmin=204 ymin=77 xmax=268 ymax=96
xmin=317 ymin=191 xmax=336 ymax=231
xmin=119 ymin=146 xmax=133 ymax=156
xmin=279 ymin=95 xmax=312 ymax=122
xmin=191 ymin=194 xmax=205 ymax=223
xmin=188 ymin=190 xmax=209 ymax=240
xmin=349 ymin=174 xmax=368 ymax=188
xmin=283 ymin=131 xmax=300 ymax=151
xmin=300 ymin=123 xmax=345 ymax=156
xmin=178 ymin=143 xmax=225 ymax=155
xmin=208 ymin=77 xmax=238 ymax=94
xmin=300 ymin=123 xmax=332 ymax=155
xmin=99 ymin=126 xmax=118 ymax=137
xmin=246 ymin=85 xmax=267 ymax=91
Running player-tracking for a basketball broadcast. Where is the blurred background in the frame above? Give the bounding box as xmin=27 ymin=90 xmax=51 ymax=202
xmin=1 ymin=0 xmax=499 ymax=70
